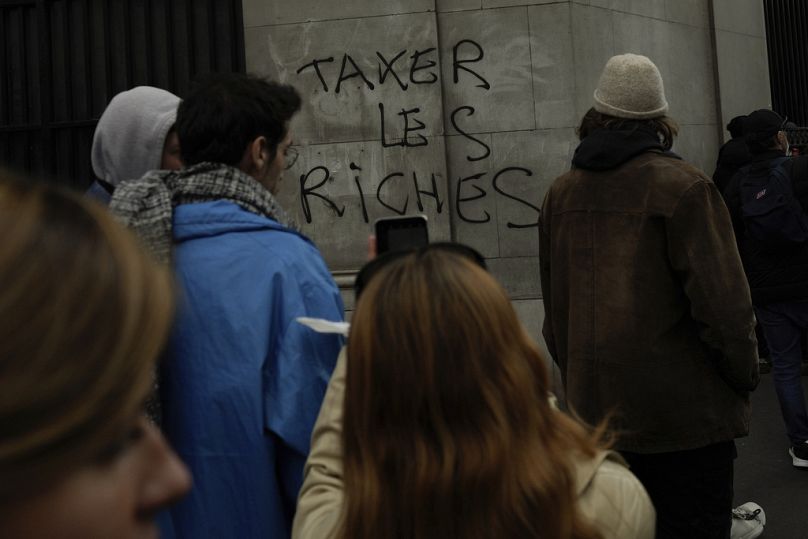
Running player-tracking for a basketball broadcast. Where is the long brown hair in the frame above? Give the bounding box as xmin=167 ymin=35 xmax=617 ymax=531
xmin=342 ymin=249 xmax=607 ymax=539
xmin=577 ymin=106 xmax=679 ymax=150
xmin=0 ymin=174 xmax=175 ymax=502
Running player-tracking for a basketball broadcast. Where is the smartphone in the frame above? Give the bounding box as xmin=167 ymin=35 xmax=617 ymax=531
xmin=374 ymin=215 xmax=429 ymax=254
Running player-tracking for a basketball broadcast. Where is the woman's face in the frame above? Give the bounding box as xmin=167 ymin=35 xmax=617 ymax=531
xmin=2 ymin=417 xmax=191 ymax=539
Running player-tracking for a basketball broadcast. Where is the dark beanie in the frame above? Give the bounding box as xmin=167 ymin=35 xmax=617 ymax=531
xmin=727 ymin=115 xmax=747 ymax=138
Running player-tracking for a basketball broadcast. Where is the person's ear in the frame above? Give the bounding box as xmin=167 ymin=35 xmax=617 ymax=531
xmin=250 ymin=136 xmax=269 ymax=170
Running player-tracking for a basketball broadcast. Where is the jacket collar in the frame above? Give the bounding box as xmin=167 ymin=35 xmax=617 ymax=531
xmin=574 ymin=450 xmax=619 ymax=495
xmin=749 ymin=149 xmax=788 ymax=164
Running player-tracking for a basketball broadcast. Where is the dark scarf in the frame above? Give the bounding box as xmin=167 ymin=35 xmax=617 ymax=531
xmin=572 ymin=125 xmax=679 ymax=171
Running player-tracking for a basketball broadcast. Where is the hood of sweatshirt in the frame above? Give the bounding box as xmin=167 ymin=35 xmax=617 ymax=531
xmin=571 ymin=125 xmax=680 ymax=171
xmin=91 ymin=86 xmax=180 ymax=186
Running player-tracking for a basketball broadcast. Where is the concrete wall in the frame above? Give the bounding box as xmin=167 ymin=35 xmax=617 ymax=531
xmin=712 ymin=0 xmax=772 ymax=142
xmin=242 ymin=0 xmax=769 ymax=349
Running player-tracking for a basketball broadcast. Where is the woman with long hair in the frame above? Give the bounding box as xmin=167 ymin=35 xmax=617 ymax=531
xmin=293 ymin=246 xmax=654 ymax=539
xmin=0 ymin=174 xmax=190 ymax=537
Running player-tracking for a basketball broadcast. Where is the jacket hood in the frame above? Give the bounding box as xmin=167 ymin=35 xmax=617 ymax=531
xmin=172 ymin=200 xmax=310 ymax=245
xmin=572 ymin=126 xmax=677 ymax=171
xmin=91 ymin=86 xmax=180 ymax=186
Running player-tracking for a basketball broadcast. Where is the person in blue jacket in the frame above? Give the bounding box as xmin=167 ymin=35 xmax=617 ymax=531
xmin=110 ymin=73 xmax=344 ymax=538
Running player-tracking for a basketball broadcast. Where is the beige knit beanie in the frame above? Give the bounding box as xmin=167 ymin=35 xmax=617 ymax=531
xmin=593 ymin=53 xmax=668 ymax=119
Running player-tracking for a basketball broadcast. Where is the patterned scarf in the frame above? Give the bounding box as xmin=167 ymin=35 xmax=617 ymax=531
xmin=109 ymin=162 xmax=297 ymax=264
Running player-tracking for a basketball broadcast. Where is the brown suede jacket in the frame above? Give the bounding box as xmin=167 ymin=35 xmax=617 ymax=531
xmin=540 ymin=148 xmax=760 ymax=453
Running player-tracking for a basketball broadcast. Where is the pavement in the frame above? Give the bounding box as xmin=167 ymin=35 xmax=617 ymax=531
xmin=734 ymin=371 xmax=808 ymax=538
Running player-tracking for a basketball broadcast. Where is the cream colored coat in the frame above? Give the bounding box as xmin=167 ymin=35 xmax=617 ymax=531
xmin=293 ymin=350 xmax=656 ymax=539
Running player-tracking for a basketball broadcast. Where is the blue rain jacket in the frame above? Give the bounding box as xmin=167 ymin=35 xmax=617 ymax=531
xmin=159 ymin=200 xmax=344 ymax=538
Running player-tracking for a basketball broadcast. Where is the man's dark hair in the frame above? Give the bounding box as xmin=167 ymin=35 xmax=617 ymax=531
xmin=727 ymin=115 xmax=747 ymax=139
xmin=176 ymin=73 xmax=302 ymax=167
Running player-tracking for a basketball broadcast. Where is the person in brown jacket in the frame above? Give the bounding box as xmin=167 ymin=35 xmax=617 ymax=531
xmin=539 ymin=53 xmax=760 ymax=539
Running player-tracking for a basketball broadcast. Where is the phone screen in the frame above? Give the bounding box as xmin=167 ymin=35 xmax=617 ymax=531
xmin=375 ymin=216 xmax=429 ymax=254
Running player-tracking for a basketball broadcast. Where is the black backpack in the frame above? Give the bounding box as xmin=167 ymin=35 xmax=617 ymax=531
xmin=739 ymin=156 xmax=808 ymax=248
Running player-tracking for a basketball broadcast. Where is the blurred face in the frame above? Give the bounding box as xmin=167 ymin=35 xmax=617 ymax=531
xmin=160 ymin=129 xmax=183 ymax=170
xmin=2 ymin=418 xmax=191 ymax=539
xmin=777 ymin=130 xmax=791 ymax=156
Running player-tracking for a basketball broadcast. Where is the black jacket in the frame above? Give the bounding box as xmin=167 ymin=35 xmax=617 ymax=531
xmin=713 ymin=137 xmax=751 ymax=193
xmin=723 ymin=151 xmax=808 ymax=304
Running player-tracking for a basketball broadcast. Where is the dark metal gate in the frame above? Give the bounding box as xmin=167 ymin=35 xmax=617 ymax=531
xmin=764 ymin=0 xmax=808 ymax=125
xmin=0 ymin=0 xmax=245 ymax=189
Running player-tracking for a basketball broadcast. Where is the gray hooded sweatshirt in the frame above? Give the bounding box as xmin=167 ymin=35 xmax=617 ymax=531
xmin=88 ymin=86 xmax=180 ymax=203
